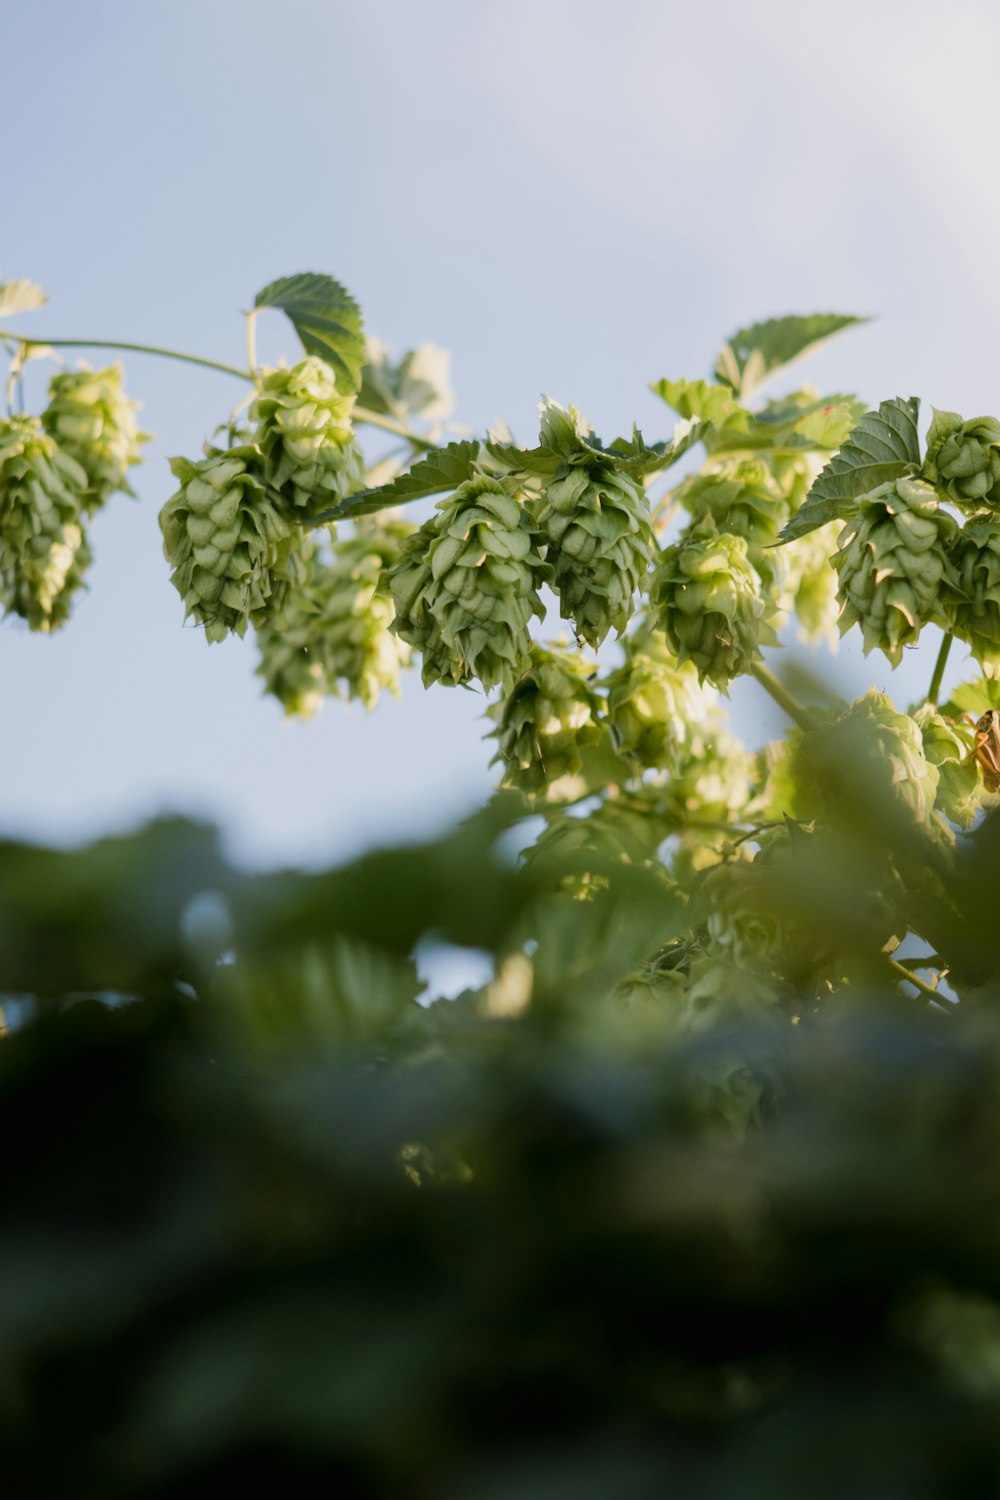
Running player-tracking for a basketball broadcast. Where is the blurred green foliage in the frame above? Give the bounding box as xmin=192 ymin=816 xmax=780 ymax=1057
xmin=3 ymin=781 xmax=1000 ymax=1498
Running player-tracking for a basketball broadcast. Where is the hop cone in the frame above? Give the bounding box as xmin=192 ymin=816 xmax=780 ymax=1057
xmin=701 ymin=859 xmax=789 ymax=974
xmin=832 ymin=477 xmax=957 ymax=666
xmin=0 ymin=416 xmax=91 ymax=631
xmin=796 ymin=688 xmax=940 ymax=828
xmin=539 ymin=459 xmax=653 ymax=647
xmin=42 ymin=363 xmax=145 ymax=513
xmin=605 ymin=630 xmax=716 ymax=770
xmin=251 ymin=358 xmax=364 ymax=515
xmin=159 ymin=444 xmax=295 ymax=643
xmin=947 ymin=517 xmax=1000 ymax=670
xmin=675 ymin=460 xmax=789 ymax=545
xmin=256 ymin=525 xmax=412 ymax=716
xmin=913 ymin=704 xmax=981 ymax=828
xmin=925 ymin=409 xmax=1000 ymax=510
xmin=391 ymin=476 xmax=546 ymax=692
xmin=650 ymin=520 xmax=772 ymax=689
xmin=490 ymin=644 xmax=601 ymax=793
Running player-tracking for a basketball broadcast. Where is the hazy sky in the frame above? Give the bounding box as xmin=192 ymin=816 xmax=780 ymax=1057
xmin=4 ymin=0 xmax=999 ymax=867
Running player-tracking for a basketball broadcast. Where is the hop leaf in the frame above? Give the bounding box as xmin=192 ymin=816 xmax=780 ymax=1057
xmin=251 ymin=357 xmax=364 ymax=515
xmin=0 ymin=416 xmax=91 ymax=631
xmin=924 ymin=409 xmax=1000 ymax=510
xmin=605 ymin=630 xmax=717 ymax=771
xmin=389 ymin=476 xmax=547 ymax=692
xmin=831 ymin=476 xmax=957 ymax=666
xmin=42 ymin=364 xmax=146 ymax=514
xmin=650 ymin=520 xmax=773 ymax=689
xmin=159 ymin=443 xmax=297 ymax=643
xmin=539 ymin=458 xmax=653 ymax=648
xmin=489 ymin=644 xmax=602 ymax=794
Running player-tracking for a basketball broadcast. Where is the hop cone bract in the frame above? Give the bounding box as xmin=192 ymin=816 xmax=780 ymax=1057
xmin=0 ymin=416 xmax=91 ymax=630
xmin=251 ymin=358 xmax=364 ymax=515
xmin=159 ymin=444 xmax=295 ymax=643
xmin=675 ymin=460 xmax=789 ymax=545
xmin=490 ymin=644 xmax=601 ymax=793
xmin=650 ymin=520 xmax=772 ymax=688
xmin=540 ymin=459 xmax=653 ymax=647
xmin=42 ymin=363 xmax=145 ymax=513
xmin=913 ymin=704 xmax=981 ymax=828
xmin=832 ymin=477 xmax=957 ymax=666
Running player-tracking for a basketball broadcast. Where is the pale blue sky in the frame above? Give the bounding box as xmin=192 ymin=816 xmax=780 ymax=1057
xmin=4 ymin=0 xmax=1000 ymax=866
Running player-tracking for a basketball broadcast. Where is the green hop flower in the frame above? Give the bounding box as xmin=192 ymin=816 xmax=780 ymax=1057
xmin=539 ymin=458 xmax=653 ymax=647
xmin=0 ymin=416 xmax=91 ymax=631
xmin=831 ymin=477 xmax=957 ymax=666
xmin=650 ymin=519 xmax=773 ymax=689
xmin=947 ymin=516 xmax=1000 ymax=670
xmin=913 ymin=704 xmax=981 ymax=828
xmin=925 ymin=409 xmax=1000 ymax=510
xmin=604 ymin=629 xmax=716 ymax=770
xmin=42 ymin=363 xmax=145 ymax=513
xmin=675 ymin=460 xmax=790 ymax=545
xmin=251 ymin=358 xmax=364 ymax=515
xmin=159 ymin=443 xmax=296 ymax=643
xmin=391 ymin=476 xmax=547 ymax=693
xmin=256 ymin=524 xmax=413 ymax=717
xmin=489 ymin=643 xmax=602 ymax=794
xmin=795 ymin=687 xmax=940 ymax=828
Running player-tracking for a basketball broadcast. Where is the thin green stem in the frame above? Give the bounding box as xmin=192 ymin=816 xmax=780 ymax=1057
xmin=352 ymin=405 xmax=437 ymax=452
xmin=886 ymin=955 xmax=950 ymax=1007
xmin=749 ymin=659 xmax=819 ymax=731
xmin=926 ymin=631 xmax=954 ymax=707
xmin=0 ymin=331 xmax=253 ymax=382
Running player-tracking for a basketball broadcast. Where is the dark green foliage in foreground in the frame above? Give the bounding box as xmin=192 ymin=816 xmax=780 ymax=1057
xmin=3 ymin=802 xmax=1000 ymax=1497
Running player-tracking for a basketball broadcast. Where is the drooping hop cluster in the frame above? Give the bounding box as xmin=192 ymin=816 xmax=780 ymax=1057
xmin=605 ymin=629 xmax=716 ymax=771
xmin=0 ymin=416 xmax=91 ymax=630
xmin=42 ymin=364 xmax=146 ymax=514
xmin=251 ymin=357 xmax=364 ymax=515
xmin=255 ymin=524 xmax=413 ymax=716
xmin=913 ymin=705 xmax=981 ymax=828
xmin=795 ymin=688 xmax=940 ymax=828
xmin=831 ymin=477 xmax=957 ymax=666
xmin=489 ymin=644 xmax=602 ymax=793
xmin=946 ymin=517 xmax=1000 ymax=670
xmin=650 ymin=520 xmax=773 ymax=688
xmin=388 ymin=476 xmax=547 ymax=692
xmin=159 ymin=445 xmax=296 ymax=642
xmin=539 ymin=458 xmax=653 ymax=648
xmin=924 ymin=409 xmax=1000 ymax=510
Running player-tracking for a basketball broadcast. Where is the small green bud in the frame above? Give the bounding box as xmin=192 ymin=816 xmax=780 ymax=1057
xmin=0 ymin=416 xmax=91 ymax=630
xmin=42 ymin=363 xmax=146 ymax=513
xmin=832 ymin=477 xmax=957 ymax=666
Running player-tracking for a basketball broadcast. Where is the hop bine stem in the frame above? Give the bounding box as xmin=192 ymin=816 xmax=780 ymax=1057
xmin=0 ymin=331 xmax=438 ymax=451
xmin=926 ymin=631 xmax=954 ymax=707
xmin=748 ymin=659 xmax=819 ymax=731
